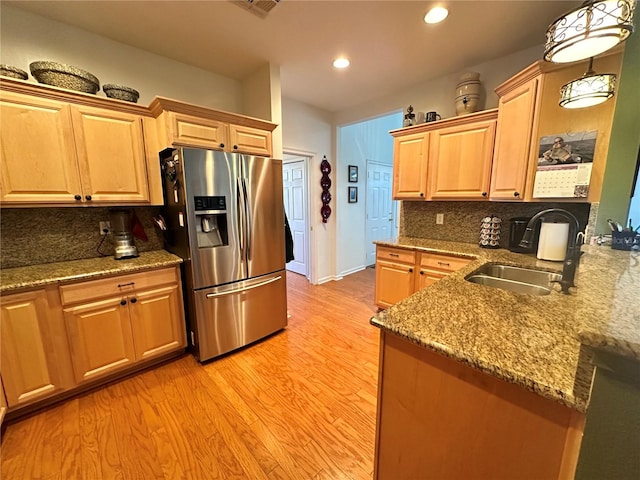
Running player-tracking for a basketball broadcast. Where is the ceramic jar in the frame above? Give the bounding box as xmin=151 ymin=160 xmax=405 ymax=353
xmin=455 ymin=72 xmax=481 ymax=116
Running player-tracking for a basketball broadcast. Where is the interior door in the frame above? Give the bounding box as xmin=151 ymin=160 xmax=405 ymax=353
xmin=283 ymin=160 xmax=308 ymax=276
xmin=366 ymin=162 xmax=395 ymax=266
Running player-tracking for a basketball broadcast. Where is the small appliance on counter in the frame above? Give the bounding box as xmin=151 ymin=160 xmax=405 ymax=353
xmin=109 ymin=209 xmax=139 ymax=260
xmin=508 ymin=217 xmax=536 ymax=253
xmin=537 ymin=220 xmax=569 ymax=261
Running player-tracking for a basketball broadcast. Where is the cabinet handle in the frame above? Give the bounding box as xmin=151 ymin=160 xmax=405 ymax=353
xmin=420 ymin=192 xmax=424 ymax=197
xmin=438 ymin=261 xmax=450 ymax=266
xmin=85 ymin=195 xmax=92 ymax=201
xmin=482 ymin=192 xmax=487 ymax=197
xmin=389 ymin=253 xmax=399 ymax=257
xmin=409 ymin=268 xmax=413 ymax=273
xmin=74 ymin=194 xmax=82 ymax=201
xmin=120 ymin=299 xmax=127 ymax=306
xmin=419 ymin=271 xmax=424 ymax=275
xmin=220 ymin=143 xmax=225 ymax=148
xmin=117 ymin=282 xmax=135 ymax=288
xmin=514 ymin=191 xmax=520 ymax=197
xmin=130 ymin=297 xmax=137 ymax=304
xmin=233 ymin=145 xmax=239 ymax=150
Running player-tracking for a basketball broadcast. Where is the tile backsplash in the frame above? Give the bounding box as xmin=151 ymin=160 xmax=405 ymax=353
xmin=1 ymin=207 xmax=165 ymax=269
xmin=400 ymin=201 xmax=592 ymax=248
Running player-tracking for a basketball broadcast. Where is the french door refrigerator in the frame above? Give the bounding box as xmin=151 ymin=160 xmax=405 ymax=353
xmin=161 ymin=147 xmax=287 ymax=362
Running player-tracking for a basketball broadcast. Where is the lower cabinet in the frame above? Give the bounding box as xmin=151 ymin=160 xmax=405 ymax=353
xmin=61 ymin=266 xmax=186 ymax=384
xmin=375 ymin=246 xmax=472 ymax=309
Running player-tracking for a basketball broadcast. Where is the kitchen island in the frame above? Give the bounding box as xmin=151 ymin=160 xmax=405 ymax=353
xmin=371 ymin=238 xmax=639 ymax=479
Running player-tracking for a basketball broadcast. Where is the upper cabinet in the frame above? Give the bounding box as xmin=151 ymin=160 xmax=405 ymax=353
xmin=150 ymin=97 xmax=276 ymax=157
xmin=392 ymin=132 xmax=429 ymax=199
xmin=0 ymin=79 xmax=163 ymax=206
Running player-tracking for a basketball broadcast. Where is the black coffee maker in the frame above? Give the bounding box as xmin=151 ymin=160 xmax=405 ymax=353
xmin=508 ymin=217 xmax=538 ymax=253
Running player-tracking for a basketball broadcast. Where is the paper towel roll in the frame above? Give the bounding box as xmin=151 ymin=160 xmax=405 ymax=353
xmin=537 ymin=222 xmax=569 ymax=261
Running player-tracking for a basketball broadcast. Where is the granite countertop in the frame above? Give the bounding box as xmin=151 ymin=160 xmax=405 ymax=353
xmin=371 ymin=237 xmax=640 ymax=412
xmin=0 ymin=250 xmax=183 ymax=293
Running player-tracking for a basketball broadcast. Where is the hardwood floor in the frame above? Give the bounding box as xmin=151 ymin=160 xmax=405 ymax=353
xmin=1 ymin=269 xmax=380 ymax=480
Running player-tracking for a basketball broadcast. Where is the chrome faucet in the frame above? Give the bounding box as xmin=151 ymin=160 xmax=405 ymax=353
xmin=518 ymin=208 xmax=583 ymax=294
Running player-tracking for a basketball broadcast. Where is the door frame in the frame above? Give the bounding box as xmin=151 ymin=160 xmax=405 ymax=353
xmin=365 ymin=160 xmax=398 ymax=264
xmin=283 ymin=147 xmax=314 ymax=283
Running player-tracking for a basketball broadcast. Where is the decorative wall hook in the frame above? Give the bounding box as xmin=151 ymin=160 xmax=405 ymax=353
xmin=320 ymin=155 xmax=332 ymax=223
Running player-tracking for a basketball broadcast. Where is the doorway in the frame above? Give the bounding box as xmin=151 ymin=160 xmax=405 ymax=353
xmin=365 ymin=161 xmax=396 ymax=266
xmin=283 ymin=152 xmax=310 ymax=279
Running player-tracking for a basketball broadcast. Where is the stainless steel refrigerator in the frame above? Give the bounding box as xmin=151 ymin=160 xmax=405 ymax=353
xmin=160 ymin=147 xmax=287 ymax=362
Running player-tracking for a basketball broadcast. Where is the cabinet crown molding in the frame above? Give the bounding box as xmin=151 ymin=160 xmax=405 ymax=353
xmin=390 ymin=108 xmax=498 ymax=137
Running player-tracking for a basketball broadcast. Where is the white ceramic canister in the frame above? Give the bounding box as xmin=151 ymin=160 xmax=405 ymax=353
xmin=537 ymin=221 xmax=569 ymax=261
xmin=455 ymin=72 xmax=481 ymax=116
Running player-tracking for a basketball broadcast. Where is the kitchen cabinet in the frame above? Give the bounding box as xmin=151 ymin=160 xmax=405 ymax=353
xmin=150 ymin=97 xmax=276 ymax=157
xmin=0 ymin=376 xmax=7 ymax=425
xmin=0 ymin=79 xmax=163 ymax=206
xmin=60 ymin=266 xmax=186 ymax=384
xmin=375 ymin=246 xmax=471 ymax=309
xmin=392 ymin=132 xmax=429 ymax=199
xmin=0 ymin=288 xmax=73 ymax=407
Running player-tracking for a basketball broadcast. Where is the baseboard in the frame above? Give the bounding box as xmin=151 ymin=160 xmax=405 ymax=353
xmin=339 ymin=265 xmax=366 ymax=277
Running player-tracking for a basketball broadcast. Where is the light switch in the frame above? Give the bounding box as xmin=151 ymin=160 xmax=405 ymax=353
xmin=436 ymin=213 xmax=444 ymax=225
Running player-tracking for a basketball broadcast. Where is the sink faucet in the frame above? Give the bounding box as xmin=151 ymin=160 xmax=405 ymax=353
xmin=518 ymin=208 xmax=583 ymax=294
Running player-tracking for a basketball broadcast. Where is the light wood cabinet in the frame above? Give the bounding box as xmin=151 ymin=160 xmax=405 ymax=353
xmin=392 ymin=133 xmax=429 ymax=199
xmin=0 ymin=80 xmax=161 ymax=206
xmin=0 ymin=376 xmax=7 ymax=425
xmin=428 ymin=117 xmax=496 ymax=200
xmin=490 ymin=77 xmax=540 ymax=201
xmin=150 ymin=97 xmax=276 ymax=157
xmin=375 ymin=246 xmax=472 ymax=309
xmin=61 ymin=266 xmax=186 ymax=384
xmin=0 ymin=289 xmax=71 ymax=407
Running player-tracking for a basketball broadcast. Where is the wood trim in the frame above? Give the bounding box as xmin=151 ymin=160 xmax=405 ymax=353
xmin=389 ymin=108 xmax=498 ymax=137
xmin=558 ymin=411 xmax=587 ymax=480
xmin=373 ymin=329 xmax=386 ymax=480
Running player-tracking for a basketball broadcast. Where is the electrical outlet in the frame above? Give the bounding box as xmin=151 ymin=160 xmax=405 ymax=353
xmin=436 ymin=213 xmax=444 ymax=225
xmin=99 ymin=221 xmax=111 ymax=235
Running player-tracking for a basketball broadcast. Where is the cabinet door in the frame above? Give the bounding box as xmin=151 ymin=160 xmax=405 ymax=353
xmin=429 ymin=120 xmax=496 ymax=200
xmin=375 ymin=260 xmax=416 ymax=308
xmin=169 ymin=112 xmax=228 ymax=150
xmin=0 ymin=92 xmax=82 ymax=204
xmin=64 ymin=297 xmax=136 ymax=383
xmin=392 ymin=133 xmax=429 ymax=199
xmin=0 ymin=290 xmax=65 ymax=406
xmin=0 ymin=376 xmax=7 ymax=425
xmin=129 ymin=285 xmax=186 ymax=361
xmin=416 ymin=269 xmax=447 ymax=291
xmin=229 ymin=124 xmax=272 ymax=157
xmin=490 ymin=78 xmax=539 ymax=201
xmin=71 ymin=105 xmax=149 ymax=203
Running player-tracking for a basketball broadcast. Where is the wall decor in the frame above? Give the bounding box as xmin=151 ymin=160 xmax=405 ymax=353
xmin=348 ymin=186 xmax=358 ymax=203
xmin=320 ymin=155 xmax=332 ymax=223
xmin=348 ymin=165 xmax=358 ymax=183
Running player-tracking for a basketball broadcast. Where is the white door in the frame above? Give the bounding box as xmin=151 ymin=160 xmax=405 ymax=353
xmin=366 ymin=162 xmax=395 ymax=266
xmin=283 ymin=159 xmax=308 ymax=276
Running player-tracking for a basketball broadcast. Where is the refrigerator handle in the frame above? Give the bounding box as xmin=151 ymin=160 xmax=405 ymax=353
xmin=205 ymin=275 xmax=282 ymax=298
xmin=242 ymin=177 xmax=252 ymax=260
xmin=236 ymin=177 xmax=245 ymax=257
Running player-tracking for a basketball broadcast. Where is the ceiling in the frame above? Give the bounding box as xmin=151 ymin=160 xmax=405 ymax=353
xmin=6 ymin=0 xmax=579 ymax=113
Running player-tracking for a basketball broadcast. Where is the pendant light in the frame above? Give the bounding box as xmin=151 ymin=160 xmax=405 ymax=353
xmin=544 ymin=0 xmax=636 ymax=63
xmin=559 ymin=57 xmax=616 ymax=108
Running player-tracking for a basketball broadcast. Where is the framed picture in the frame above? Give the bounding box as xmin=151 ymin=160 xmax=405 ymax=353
xmin=348 ymin=165 xmax=358 ymax=183
xmin=348 ymin=186 xmax=358 ymax=203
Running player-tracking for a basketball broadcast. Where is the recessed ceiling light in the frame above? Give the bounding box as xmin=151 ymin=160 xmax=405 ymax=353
xmin=333 ymin=57 xmax=350 ymax=69
xmin=424 ymin=6 xmax=449 ymax=24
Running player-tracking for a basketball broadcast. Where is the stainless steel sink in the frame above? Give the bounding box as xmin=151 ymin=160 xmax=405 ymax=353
xmin=465 ymin=264 xmax=562 ymax=296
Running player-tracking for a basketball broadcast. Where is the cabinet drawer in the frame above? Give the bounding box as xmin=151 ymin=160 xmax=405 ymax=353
xmin=376 ymin=247 xmax=416 ymax=265
xmin=419 ymin=253 xmax=471 ymax=272
xmin=59 ymin=267 xmax=179 ymax=305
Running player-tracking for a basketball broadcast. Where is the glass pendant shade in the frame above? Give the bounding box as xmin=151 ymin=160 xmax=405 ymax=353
xmin=544 ymin=0 xmax=635 ymax=63
xmin=559 ymin=59 xmax=616 ymax=108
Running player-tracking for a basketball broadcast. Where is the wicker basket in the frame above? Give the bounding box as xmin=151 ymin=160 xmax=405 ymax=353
xmin=29 ymin=61 xmax=100 ymax=94
xmin=103 ymin=84 xmax=140 ymax=103
xmin=0 ymin=64 xmax=28 ymax=80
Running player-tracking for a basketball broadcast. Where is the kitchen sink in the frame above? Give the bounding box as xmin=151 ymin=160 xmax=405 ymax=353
xmin=465 ymin=264 xmax=562 ymax=296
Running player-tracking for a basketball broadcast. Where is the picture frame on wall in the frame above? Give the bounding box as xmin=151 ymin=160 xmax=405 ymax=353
xmin=348 ymin=186 xmax=358 ymax=203
xmin=348 ymin=165 xmax=358 ymax=183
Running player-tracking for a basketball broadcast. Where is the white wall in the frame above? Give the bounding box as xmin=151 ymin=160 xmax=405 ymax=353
xmin=336 ymin=113 xmax=401 ymax=276
xmin=1 ymin=5 xmax=242 ymax=111
xmin=281 ymin=97 xmax=334 ymax=283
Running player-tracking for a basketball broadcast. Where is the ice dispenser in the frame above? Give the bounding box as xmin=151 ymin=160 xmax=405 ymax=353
xmin=194 ymin=196 xmax=228 ymax=248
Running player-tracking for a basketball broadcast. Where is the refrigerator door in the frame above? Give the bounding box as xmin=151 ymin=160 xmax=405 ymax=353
xmin=182 ymin=148 xmax=245 ymax=289
xmin=192 ymin=271 xmax=287 ymax=361
xmin=242 ymin=155 xmax=286 ymax=279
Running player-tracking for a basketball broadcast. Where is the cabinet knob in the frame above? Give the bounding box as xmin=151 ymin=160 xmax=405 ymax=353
xmin=482 ymin=192 xmax=487 ymax=197
xmin=233 ymin=145 xmax=239 ymax=150
xmin=74 ymin=194 xmax=82 ymax=201
xmin=120 ymin=299 xmax=127 ymax=306
xmin=514 ymin=191 xmax=520 ymax=197
xmin=420 ymin=192 xmax=424 ymax=197
xmin=219 ymin=143 xmax=225 ymax=149
xmin=85 ymin=195 xmax=92 ymax=201
xmin=419 ymin=271 xmax=424 ymax=275
xmin=130 ymin=297 xmax=137 ymax=304
xmin=409 ymin=268 xmax=413 ymax=273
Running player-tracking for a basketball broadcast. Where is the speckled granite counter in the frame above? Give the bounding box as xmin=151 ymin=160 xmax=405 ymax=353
xmin=371 ymin=237 xmax=640 ymax=412
xmin=0 ymin=250 xmax=183 ymax=293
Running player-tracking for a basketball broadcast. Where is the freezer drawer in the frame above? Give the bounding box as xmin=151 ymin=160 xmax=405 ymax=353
xmin=193 ymin=271 xmax=287 ymax=362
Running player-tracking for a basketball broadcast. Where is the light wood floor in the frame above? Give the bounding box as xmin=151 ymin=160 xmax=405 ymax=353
xmin=1 ymin=269 xmax=380 ymax=480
